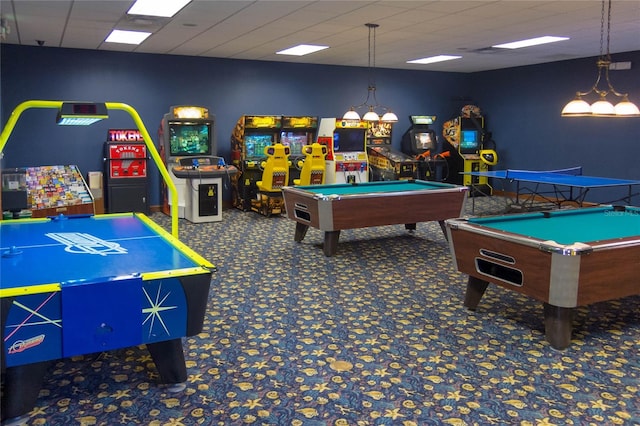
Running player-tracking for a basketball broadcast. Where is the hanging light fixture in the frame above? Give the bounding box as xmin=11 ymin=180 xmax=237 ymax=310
xmin=561 ymin=0 xmax=639 ymax=117
xmin=343 ymin=23 xmax=398 ymax=123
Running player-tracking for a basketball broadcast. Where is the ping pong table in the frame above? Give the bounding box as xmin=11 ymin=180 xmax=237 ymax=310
xmin=465 ymin=167 xmax=640 ymax=212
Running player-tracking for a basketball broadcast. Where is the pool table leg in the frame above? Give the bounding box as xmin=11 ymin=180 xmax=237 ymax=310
xmin=147 ymin=338 xmax=187 ymax=384
xmin=438 ymin=220 xmax=448 ymax=241
xmin=464 ymin=276 xmax=489 ymax=310
xmin=543 ymin=303 xmax=573 ymax=350
xmin=294 ymin=222 xmax=309 ymax=242
xmin=323 ymin=231 xmax=340 ymax=257
xmin=1 ymin=361 xmax=50 ymax=422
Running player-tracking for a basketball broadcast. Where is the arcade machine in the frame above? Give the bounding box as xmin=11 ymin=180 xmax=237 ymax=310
xmin=104 ymin=128 xmax=149 ymax=214
xmin=367 ymin=121 xmax=418 ymax=181
xmin=316 ymin=118 xmax=368 ymax=184
xmin=293 ymin=142 xmax=328 ymax=186
xmin=400 ymin=115 xmax=449 ymax=181
xmin=1 ymin=169 xmax=29 ymax=219
xmin=280 ymin=116 xmax=318 ymax=184
xmin=442 ymin=105 xmax=498 ymax=195
xmin=230 ymin=115 xmax=282 ymax=211
xmin=250 ymin=142 xmax=290 ymax=217
xmin=159 ymin=105 xmax=231 ymax=223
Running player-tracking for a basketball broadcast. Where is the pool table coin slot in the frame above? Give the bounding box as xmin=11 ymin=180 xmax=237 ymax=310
xmin=475 ymin=258 xmax=524 ymax=286
xmin=294 ymin=209 xmax=311 ymax=222
xmin=478 ymin=248 xmax=515 ymax=264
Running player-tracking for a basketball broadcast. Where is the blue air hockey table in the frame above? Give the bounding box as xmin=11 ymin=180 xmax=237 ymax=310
xmin=1 ymin=213 xmax=214 ymax=421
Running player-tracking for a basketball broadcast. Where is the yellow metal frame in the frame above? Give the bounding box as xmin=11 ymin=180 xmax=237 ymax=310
xmin=0 ymin=100 xmax=179 ymax=237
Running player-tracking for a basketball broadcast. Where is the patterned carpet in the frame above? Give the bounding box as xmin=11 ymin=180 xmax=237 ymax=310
xmin=3 ymin=197 xmax=639 ymax=425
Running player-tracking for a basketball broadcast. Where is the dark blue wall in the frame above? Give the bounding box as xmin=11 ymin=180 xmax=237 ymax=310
xmin=2 ymin=44 xmax=639 ymax=205
xmin=471 ymin=51 xmax=640 ymax=201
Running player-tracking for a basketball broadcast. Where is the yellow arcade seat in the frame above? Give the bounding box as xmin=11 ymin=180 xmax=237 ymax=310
xmin=252 ymin=142 xmax=290 ymax=216
xmin=293 ymin=142 xmax=328 ymax=186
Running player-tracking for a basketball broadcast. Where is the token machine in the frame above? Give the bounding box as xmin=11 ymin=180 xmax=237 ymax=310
xmin=159 ymin=105 xmax=227 ymax=222
xmin=367 ymin=121 xmax=419 ymax=181
xmin=104 ymin=128 xmax=149 ymax=214
xmin=442 ymin=105 xmax=498 ymax=195
xmin=401 ymin=115 xmax=448 ymax=182
xmin=317 ymin=118 xmax=369 ymax=184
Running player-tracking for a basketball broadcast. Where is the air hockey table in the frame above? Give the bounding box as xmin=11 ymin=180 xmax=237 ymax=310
xmin=0 ymin=213 xmax=214 ymax=421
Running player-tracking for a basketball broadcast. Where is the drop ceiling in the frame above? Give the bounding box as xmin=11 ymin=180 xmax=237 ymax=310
xmin=1 ymin=0 xmax=639 ymax=73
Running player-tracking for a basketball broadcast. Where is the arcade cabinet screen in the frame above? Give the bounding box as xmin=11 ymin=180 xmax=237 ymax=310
xmin=460 ymin=130 xmax=479 ymax=153
xmin=414 ymin=131 xmax=435 ymax=151
xmin=169 ymin=121 xmax=212 ymax=157
xmin=245 ymin=134 xmax=273 ymax=158
xmin=334 ymin=128 xmax=366 ymax=152
xmin=280 ymin=132 xmax=308 ymax=155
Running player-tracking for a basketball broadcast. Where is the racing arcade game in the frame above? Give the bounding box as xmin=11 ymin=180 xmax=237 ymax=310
xmin=280 ymin=116 xmax=318 ymax=185
xmin=230 ymin=115 xmax=282 ymax=212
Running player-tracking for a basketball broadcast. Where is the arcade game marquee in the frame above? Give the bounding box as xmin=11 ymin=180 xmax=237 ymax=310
xmin=0 ymin=100 xmax=214 ymax=423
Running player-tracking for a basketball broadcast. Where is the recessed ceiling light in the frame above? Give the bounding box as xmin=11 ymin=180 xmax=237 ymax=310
xmin=105 ymin=29 xmax=152 ymax=45
xmin=492 ymin=36 xmax=569 ymax=49
xmin=407 ymin=55 xmax=462 ymax=65
xmin=127 ymin=0 xmax=192 ymax=18
xmin=276 ymin=44 xmax=329 ymax=56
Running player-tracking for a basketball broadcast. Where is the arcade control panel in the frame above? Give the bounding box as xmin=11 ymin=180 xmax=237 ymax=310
xmin=172 ymin=156 xmax=238 ymax=179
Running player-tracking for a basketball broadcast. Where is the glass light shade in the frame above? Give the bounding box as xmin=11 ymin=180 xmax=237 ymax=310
xmin=561 ymin=98 xmax=591 ymax=116
xmin=614 ymin=99 xmax=640 ymax=117
xmin=590 ymin=99 xmax=615 ymax=116
xmin=362 ymin=109 xmax=380 ymax=121
xmin=343 ymin=108 xmax=361 ymax=121
xmin=381 ymin=111 xmax=398 ymax=122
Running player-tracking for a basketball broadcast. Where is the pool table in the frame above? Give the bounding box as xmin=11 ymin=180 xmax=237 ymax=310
xmin=0 ymin=213 xmax=214 ymax=422
xmin=445 ymin=205 xmax=640 ymax=350
xmin=283 ymin=179 xmax=468 ymax=256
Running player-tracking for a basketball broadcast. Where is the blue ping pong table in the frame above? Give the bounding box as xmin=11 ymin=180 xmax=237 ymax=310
xmin=1 ymin=213 xmax=214 ymax=421
xmin=465 ymin=167 xmax=640 ymax=211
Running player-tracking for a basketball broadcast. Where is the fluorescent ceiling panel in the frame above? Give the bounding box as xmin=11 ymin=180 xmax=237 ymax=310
xmin=127 ymin=0 xmax=192 ymax=18
xmin=105 ymin=29 xmax=152 ymax=45
xmin=276 ymin=44 xmax=329 ymax=56
xmin=492 ymin=36 xmax=569 ymax=49
xmin=407 ymin=55 xmax=462 ymax=65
